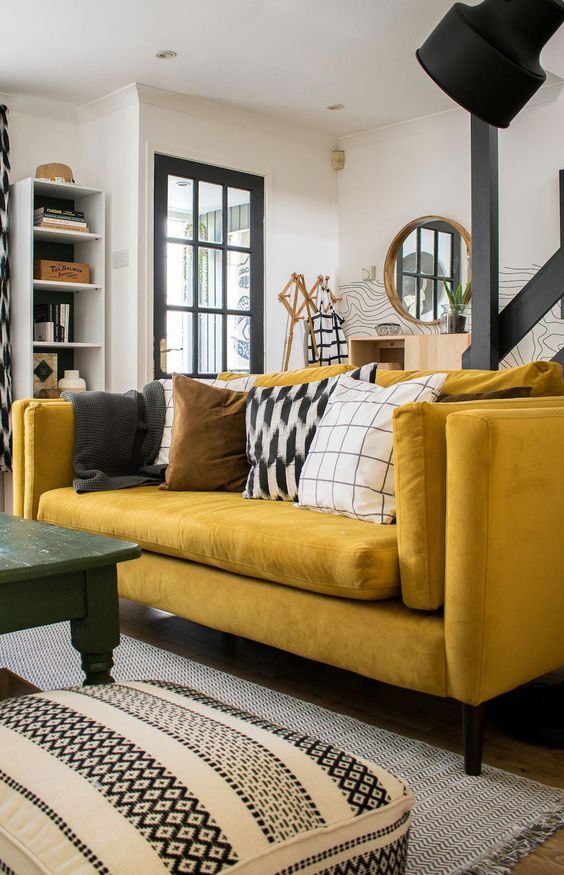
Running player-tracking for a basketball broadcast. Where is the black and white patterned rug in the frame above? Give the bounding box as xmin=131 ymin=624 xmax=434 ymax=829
xmin=1 ymin=623 xmax=562 ymax=875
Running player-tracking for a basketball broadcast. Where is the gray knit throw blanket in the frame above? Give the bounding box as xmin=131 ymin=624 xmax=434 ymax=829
xmin=63 ymin=381 xmax=166 ymax=493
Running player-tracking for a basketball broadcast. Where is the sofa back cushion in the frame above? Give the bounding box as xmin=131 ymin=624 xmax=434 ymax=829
xmin=219 ymin=363 xmax=357 ymax=387
xmin=393 ymin=394 xmax=564 ymax=611
xmin=377 ymin=361 xmax=563 ymax=397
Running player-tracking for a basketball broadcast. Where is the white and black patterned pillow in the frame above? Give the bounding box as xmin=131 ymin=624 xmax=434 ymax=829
xmin=297 ymin=371 xmax=447 ymax=524
xmin=244 ymin=364 xmax=378 ymax=501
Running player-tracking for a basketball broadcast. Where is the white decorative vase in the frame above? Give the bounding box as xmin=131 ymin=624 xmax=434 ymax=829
xmin=58 ymin=369 xmax=86 ymax=393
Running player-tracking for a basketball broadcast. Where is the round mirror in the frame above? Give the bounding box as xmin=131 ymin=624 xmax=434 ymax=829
xmin=383 ymin=216 xmax=471 ymax=326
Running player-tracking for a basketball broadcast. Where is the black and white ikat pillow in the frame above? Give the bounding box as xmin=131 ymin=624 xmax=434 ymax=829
xmin=244 ymin=363 xmax=378 ymax=501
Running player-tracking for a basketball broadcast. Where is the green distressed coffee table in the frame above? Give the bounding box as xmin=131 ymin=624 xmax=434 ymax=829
xmin=0 ymin=513 xmax=140 ymax=685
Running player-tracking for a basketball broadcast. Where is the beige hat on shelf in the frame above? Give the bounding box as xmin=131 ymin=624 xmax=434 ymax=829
xmin=35 ymin=163 xmax=75 ymax=183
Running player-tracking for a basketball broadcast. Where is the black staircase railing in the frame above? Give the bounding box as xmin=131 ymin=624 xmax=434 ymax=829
xmin=463 ymin=120 xmax=564 ymax=370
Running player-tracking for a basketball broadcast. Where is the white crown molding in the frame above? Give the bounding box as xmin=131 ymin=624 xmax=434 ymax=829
xmin=0 ymin=91 xmax=76 ymax=123
xmin=338 ymin=72 xmax=564 ymax=151
xmin=73 ymin=82 xmax=334 ymax=149
xmin=527 ymin=75 xmax=564 ymax=109
xmin=73 ymin=83 xmax=140 ymax=123
xmin=134 ymin=84 xmax=335 ymax=151
xmin=337 ymin=107 xmax=468 ymax=150
xmin=3 ymin=68 xmax=562 ymax=150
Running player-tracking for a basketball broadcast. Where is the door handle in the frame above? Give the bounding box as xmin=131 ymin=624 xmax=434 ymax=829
xmin=159 ymin=338 xmax=182 ymax=373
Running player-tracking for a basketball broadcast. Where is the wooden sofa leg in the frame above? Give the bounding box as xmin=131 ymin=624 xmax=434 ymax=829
xmin=462 ymin=703 xmax=486 ymax=776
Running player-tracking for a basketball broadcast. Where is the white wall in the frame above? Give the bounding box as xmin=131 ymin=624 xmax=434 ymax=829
xmin=337 ymin=116 xmax=470 ymax=285
xmin=137 ymin=97 xmax=338 ymax=381
xmin=336 ymin=93 xmax=564 ymax=364
xmin=6 ymin=108 xmax=80 ymax=185
xmin=78 ymin=102 xmax=140 ymax=391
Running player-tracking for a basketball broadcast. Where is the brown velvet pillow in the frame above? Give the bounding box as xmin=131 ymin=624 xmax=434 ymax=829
xmin=164 ymin=374 xmax=249 ymax=492
xmin=436 ymin=386 xmax=533 ymax=403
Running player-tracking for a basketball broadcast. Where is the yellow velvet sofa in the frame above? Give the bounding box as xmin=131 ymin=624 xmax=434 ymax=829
xmin=12 ymin=361 xmax=564 ymax=775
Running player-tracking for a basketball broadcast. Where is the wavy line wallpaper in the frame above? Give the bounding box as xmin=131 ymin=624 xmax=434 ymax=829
xmin=336 ymin=269 xmax=563 ymax=369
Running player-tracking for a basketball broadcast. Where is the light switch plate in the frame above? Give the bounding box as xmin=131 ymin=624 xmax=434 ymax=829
xmin=112 ymin=250 xmax=129 ymax=269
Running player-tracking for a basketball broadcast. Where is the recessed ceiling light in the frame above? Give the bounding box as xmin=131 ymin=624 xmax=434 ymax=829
xmin=176 ymin=180 xmax=189 ymax=187
xmin=155 ymin=49 xmax=177 ymax=59
xmin=327 ymin=103 xmax=345 ymax=111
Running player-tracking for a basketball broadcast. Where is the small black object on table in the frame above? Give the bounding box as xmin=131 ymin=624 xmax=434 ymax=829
xmin=0 ymin=513 xmax=140 ymax=685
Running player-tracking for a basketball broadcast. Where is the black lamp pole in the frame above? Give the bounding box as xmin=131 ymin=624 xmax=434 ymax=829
xmin=416 ymin=0 xmax=564 ymax=370
xmin=467 ymin=118 xmax=499 ymax=369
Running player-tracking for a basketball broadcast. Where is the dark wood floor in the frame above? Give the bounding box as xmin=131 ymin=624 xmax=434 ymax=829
xmin=120 ymin=599 xmax=564 ymax=875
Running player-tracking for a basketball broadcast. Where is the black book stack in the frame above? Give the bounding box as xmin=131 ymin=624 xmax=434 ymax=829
xmin=34 ymin=207 xmax=89 ymax=233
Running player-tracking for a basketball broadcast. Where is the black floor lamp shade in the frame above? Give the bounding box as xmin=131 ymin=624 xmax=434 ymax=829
xmin=416 ymin=0 xmax=564 ymax=128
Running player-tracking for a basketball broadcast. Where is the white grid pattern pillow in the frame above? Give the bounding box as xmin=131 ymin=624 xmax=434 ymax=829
xmin=157 ymin=375 xmax=256 ymax=465
xmin=297 ymin=372 xmax=448 ymax=524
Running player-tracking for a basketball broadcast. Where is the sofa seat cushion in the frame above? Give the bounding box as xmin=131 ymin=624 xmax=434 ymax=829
xmin=38 ymin=487 xmax=400 ymax=601
xmin=0 ymin=681 xmax=413 ymax=875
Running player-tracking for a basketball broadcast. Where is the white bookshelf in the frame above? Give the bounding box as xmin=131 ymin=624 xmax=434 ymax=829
xmin=9 ymin=177 xmax=106 ymax=399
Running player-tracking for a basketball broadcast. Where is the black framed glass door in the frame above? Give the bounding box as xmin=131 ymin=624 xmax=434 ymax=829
xmin=154 ymin=155 xmax=264 ymax=378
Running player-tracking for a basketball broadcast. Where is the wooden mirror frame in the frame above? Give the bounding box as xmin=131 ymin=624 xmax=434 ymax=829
xmin=383 ymin=216 xmax=472 ymax=326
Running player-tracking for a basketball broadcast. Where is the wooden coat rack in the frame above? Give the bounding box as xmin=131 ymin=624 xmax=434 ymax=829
xmin=278 ymin=274 xmax=344 ymax=370
xmin=279 ymin=274 xmax=321 ymax=370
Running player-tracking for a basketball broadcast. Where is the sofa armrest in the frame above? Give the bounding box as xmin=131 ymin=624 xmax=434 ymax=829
xmin=444 ymin=407 xmax=564 ymax=705
xmin=12 ymin=400 xmax=75 ymax=519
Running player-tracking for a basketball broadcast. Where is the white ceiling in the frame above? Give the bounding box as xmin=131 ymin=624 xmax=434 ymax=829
xmin=3 ymin=0 xmax=564 ymax=137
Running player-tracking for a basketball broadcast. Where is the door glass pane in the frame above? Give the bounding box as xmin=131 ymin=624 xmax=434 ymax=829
xmin=227 ymin=314 xmax=251 ymax=372
xmin=167 ymin=243 xmax=193 ymax=305
xmin=198 ymin=313 xmax=223 ymax=374
xmin=198 ymin=248 xmax=223 ymax=308
xmin=437 ymin=232 xmax=452 ymax=277
xmin=227 ymin=251 xmax=250 ymax=310
xmin=420 ymin=228 xmax=435 ymax=275
xmin=199 ymin=182 xmax=223 ymax=243
xmin=228 ymin=188 xmax=251 ymax=246
xmin=167 ymin=176 xmax=194 ymax=238
xmin=166 ymin=311 xmax=193 ymax=373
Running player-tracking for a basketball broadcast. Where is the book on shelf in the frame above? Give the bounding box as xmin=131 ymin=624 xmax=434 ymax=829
xmin=34 ymin=303 xmax=71 ymax=343
xmin=34 ymin=207 xmax=89 ymax=232
xmin=34 ymin=207 xmax=85 ymax=219
xmin=34 ymin=322 xmax=54 ymax=342
xmin=35 ymin=220 xmax=90 ymax=232
xmin=35 ymin=216 xmax=88 ymax=227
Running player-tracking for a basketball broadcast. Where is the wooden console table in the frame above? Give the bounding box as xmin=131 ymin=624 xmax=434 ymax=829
xmin=348 ymin=333 xmax=471 ymax=371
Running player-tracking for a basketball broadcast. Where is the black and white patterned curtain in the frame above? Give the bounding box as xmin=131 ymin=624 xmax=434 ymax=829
xmin=0 ymin=105 xmax=11 ymax=472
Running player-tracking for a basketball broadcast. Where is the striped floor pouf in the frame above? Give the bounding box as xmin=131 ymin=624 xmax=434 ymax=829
xmin=0 ymin=681 xmax=414 ymax=874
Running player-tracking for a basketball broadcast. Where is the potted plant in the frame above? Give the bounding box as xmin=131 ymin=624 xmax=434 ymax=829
xmin=442 ymin=280 xmax=471 ymax=333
